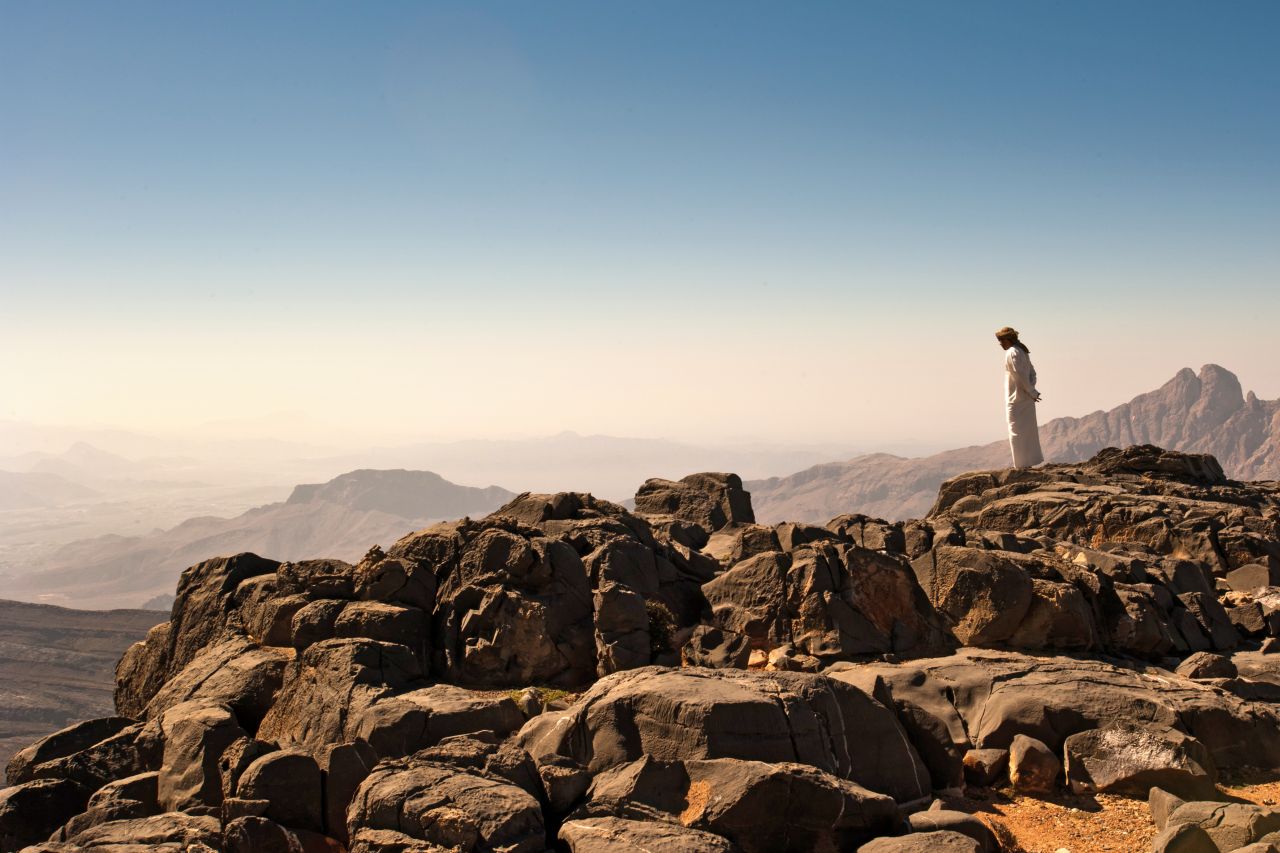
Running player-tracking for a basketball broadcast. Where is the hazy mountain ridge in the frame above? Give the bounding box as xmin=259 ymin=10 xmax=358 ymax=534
xmin=286 ymin=468 xmax=513 ymax=518
xmin=748 ymin=365 xmax=1280 ymax=523
xmin=308 ymin=431 xmax=854 ymax=500
xmin=3 ymin=469 xmax=516 ymax=609
xmin=0 ymin=430 xmax=848 ymax=594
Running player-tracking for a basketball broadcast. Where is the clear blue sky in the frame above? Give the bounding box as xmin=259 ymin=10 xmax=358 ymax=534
xmin=3 ymin=2 xmax=1278 ymax=447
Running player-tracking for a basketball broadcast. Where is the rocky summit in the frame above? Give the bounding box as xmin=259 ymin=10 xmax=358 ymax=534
xmin=6 ymin=449 xmax=1280 ymax=852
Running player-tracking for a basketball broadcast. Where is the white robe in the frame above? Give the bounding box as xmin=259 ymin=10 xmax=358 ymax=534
xmin=1005 ymin=347 xmax=1044 ymax=467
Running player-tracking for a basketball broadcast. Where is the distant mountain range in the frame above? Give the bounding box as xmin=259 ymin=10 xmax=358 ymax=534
xmin=748 ymin=365 xmax=1280 ymax=523
xmin=310 ymin=431 xmax=853 ymax=500
xmin=0 ymin=423 xmax=852 ymax=500
xmin=7 ymin=365 xmax=1275 ymax=606
xmin=0 ymin=599 xmax=165 ymax=768
xmin=3 ymin=470 xmax=515 ymax=609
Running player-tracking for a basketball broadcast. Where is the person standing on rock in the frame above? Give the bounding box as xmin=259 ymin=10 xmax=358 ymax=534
xmin=997 ymin=326 xmax=1044 ymax=468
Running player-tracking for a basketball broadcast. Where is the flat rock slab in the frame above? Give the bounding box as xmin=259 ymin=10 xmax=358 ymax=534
xmin=850 ymin=648 xmax=1280 ymax=772
xmin=1064 ymin=724 xmax=1216 ymax=800
xmin=858 ymin=830 xmax=984 ymax=852
xmin=516 ymin=665 xmax=932 ymax=804
xmin=1167 ymin=801 xmax=1280 ymax=851
xmin=354 ymin=684 xmax=524 ymax=759
xmin=348 ymin=756 xmax=544 ymax=852
xmin=577 ymin=755 xmax=900 ymax=852
xmin=560 ymin=816 xmax=735 ymax=852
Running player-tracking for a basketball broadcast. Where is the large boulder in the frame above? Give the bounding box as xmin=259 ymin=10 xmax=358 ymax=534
xmin=276 ymin=558 xmax=356 ymax=599
xmin=854 ymin=649 xmax=1280 ymax=772
xmin=6 ymin=717 xmax=133 ymax=786
xmin=155 ymin=700 xmax=247 ymax=813
xmin=223 ymin=816 xmax=303 ymax=853
xmin=516 ymin=666 xmax=931 ymax=804
xmin=347 ymin=755 xmax=544 ymax=852
xmin=682 ymin=625 xmax=752 ymax=669
xmin=1064 ymin=724 xmax=1217 ymax=800
xmin=593 ymin=581 xmax=653 ymax=675
xmin=319 ymin=741 xmax=378 ymax=846
xmin=141 ymin=637 xmax=289 ymax=728
xmin=703 ymin=523 xmax=783 ymax=567
xmin=115 ymin=553 xmax=280 ymax=717
xmin=257 ymin=638 xmax=422 ymax=754
xmin=574 ymin=755 xmax=900 ymax=851
xmin=909 ymin=546 xmax=1032 ymax=646
xmin=1006 ymin=577 xmax=1098 ymax=651
xmin=560 ymin=816 xmax=735 ymax=853
xmin=962 ymin=749 xmax=1008 ymax=787
xmin=21 ymin=723 xmax=150 ymax=793
xmin=826 ymin=665 xmax=964 ymax=791
xmin=703 ymin=543 xmax=946 ymax=660
xmin=354 ymin=684 xmax=524 ymax=759
xmin=859 ymin=832 xmax=984 ymax=852
xmin=1176 ymin=651 xmax=1237 ymax=680
xmin=634 ymin=472 xmax=755 ymax=534
xmin=0 ymin=778 xmax=89 ymax=851
xmin=390 ymin=518 xmax=596 ymax=687
xmin=1165 ymin=801 xmax=1280 ymax=851
xmin=50 ymin=771 xmax=159 ymax=841
xmin=701 ymin=551 xmax=788 ymax=646
xmin=54 ymin=811 xmax=221 ymax=848
xmin=235 ymin=748 xmax=323 ymax=832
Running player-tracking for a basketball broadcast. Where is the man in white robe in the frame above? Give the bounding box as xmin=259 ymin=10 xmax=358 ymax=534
xmin=997 ymin=326 xmax=1044 ymax=468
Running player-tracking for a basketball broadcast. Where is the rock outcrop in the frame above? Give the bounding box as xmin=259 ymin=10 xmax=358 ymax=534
xmin=8 ymin=444 xmax=1280 ymax=851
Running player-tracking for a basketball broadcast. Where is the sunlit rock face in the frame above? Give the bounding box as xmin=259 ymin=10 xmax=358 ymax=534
xmin=11 ymin=444 xmax=1280 ymax=851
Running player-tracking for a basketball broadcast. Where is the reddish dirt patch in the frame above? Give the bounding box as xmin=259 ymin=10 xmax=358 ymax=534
xmin=938 ymin=787 xmax=1155 ymax=853
xmin=936 ymin=770 xmax=1280 ymax=853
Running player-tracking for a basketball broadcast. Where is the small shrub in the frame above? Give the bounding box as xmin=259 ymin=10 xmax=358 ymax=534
xmin=646 ymin=599 xmax=675 ymax=658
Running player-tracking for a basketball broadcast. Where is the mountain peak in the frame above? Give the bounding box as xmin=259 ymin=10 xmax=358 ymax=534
xmin=286 ymin=468 xmax=514 ymax=517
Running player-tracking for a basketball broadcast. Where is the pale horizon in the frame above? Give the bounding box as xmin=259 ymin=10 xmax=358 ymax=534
xmin=2 ymin=359 xmax=1272 ymax=465
xmin=4 ymin=2 xmax=1278 ymax=456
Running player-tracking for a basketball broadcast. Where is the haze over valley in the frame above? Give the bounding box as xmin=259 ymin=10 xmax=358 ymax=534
xmin=5 ymin=364 xmax=1278 ymax=612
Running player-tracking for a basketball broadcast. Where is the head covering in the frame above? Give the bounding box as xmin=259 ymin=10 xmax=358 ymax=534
xmin=995 ymin=326 xmax=1019 ymax=339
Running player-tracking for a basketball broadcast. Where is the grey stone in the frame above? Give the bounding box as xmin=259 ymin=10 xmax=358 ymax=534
xmin=1064 ymin=724 xmax=1216 ymax=800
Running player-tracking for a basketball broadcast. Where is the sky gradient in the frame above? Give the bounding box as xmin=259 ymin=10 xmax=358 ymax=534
xmin=3 ymin=1 xmax=1277 ymax=452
